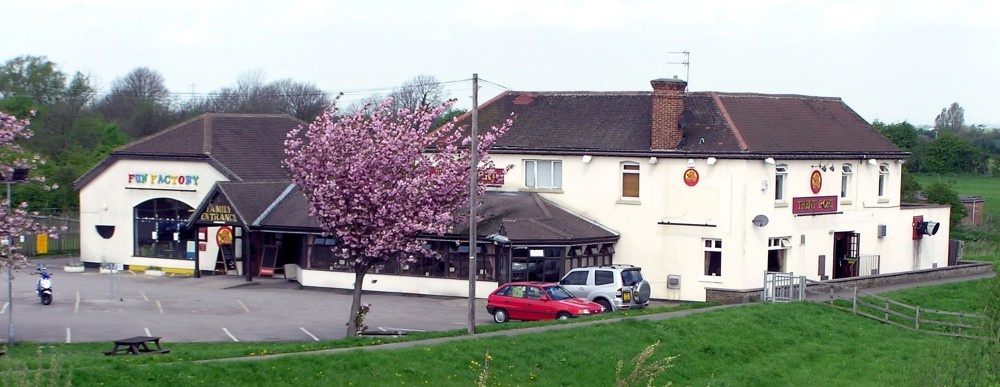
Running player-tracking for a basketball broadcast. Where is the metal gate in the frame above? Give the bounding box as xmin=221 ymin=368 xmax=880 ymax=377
xmin=762 ymin=271 xmax=805 ymax=303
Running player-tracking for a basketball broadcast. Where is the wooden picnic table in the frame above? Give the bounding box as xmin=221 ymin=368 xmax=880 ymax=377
xmin=105 ymin=336 xmax=170 ymax=356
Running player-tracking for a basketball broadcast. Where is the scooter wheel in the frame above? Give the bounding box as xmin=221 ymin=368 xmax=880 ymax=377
xmin=41 ymin=294 xmax=52 ymax=305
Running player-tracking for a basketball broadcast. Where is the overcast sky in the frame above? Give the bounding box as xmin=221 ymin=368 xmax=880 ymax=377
xmin=4 ymin=0 xmax=998 ymax=126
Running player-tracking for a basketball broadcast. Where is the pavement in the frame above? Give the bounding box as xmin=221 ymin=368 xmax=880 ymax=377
xmin=5 ymin=256 xmax=994 ymax=349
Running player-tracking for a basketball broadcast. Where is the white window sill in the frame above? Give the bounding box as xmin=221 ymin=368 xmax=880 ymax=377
xmin=774 ymin=202 xmax=789 ymax=208
xmin=699 ymin=276 xmax=724 ymax=284
xmin=877 ymin=198 xmax=890 ymax=203
xmin=616 ymin=199 xmax=641 ymax=205
xmin=840 ymin=199 xmax=852 ymax=205
xmin=519 ymin=188 xmax=564 ymax=194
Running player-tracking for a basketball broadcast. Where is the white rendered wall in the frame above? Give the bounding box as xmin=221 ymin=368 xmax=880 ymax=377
xmin=78 ymin=159 xmax=229 ymax=270
xmin=488 ymin=154 xmax=949 ymax=302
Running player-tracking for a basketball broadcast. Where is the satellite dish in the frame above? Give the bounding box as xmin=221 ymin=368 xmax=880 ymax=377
xmin=752 ymin=215 xmax=769 ymax=227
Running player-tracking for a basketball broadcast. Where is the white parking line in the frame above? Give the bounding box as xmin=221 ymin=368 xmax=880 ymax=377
xmin=141 ymin=291 xmax=149 ymax=301
xmin=75 ymin=292 xmax=80 ymax=313
xmin=300 ymin=327 xmax=319 ymax=341
xmin=145 ymin=327 xmax=152 ymax=336
xmin=222 ymin=327 xmax=239 ymax=342
xmin=66 ymin=328 xmax=71 ymax=343
xmin=156 ymin=300 xmax=163 ymax=314
xmin=237 ymin=299 xmax=250 ymax=313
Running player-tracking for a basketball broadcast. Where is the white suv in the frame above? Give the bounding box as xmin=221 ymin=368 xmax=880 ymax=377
xmin=559 ymin=264 xmax=651 ymax=311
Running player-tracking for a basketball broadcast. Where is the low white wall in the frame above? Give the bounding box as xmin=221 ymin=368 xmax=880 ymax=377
xmin=298 ymin=267 xmax=498 ymax=299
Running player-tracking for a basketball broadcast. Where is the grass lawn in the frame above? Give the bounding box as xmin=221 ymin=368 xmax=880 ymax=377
xmin=913 ymin=174 xmax=1000 ymax=218
xmin=2 ymin=292 xmax=996 ymax=386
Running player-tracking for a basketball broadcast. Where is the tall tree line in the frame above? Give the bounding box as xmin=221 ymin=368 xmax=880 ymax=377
xmin=0 ymin=55 xmax=456 ymax=214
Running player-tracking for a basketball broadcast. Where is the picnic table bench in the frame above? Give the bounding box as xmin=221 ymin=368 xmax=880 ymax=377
xmin=104 ymin=336 xmax=170 ymax=356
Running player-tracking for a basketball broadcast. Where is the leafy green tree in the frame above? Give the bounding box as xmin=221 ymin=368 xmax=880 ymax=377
xmin=919 ymin=132 xmax=982 ymax=173
xmin=934 ymin=102 xmax=965 ymax=132
xmin=924 ymin=181 xmax=966 ymax=227
xmin=873 ymin=120 xmax=919 ymax=150
xmin=900 ymin=168 xmax=921 ymax=202
xmin=0 ymin=55 xmax=66 ymax=105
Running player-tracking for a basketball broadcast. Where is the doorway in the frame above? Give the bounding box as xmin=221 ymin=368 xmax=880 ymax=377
xmin=833 ymin=231 xmax=859 ymax=279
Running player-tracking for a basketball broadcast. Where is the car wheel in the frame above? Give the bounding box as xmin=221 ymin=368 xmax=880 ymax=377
xmin=493 ymin=308 xmax=509 ymax=323
xmin=556 ymin=312 xmax=571 ymax=320
xmin=635 ymin=280 xmax=651 ymax=304
xmin=596 ymin=298 xmax=613 ymax=312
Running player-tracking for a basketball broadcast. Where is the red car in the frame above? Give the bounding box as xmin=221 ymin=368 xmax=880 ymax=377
xmin=486 ymin=282 xmax=605 ymax=323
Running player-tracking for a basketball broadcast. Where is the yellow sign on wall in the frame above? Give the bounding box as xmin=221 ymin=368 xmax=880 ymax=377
xmin=36 ymin=234 xmax=48 ymax=254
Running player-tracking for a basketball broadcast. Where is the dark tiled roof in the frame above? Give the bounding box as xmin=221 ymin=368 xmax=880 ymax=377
xmin=449 ymin=191 xmax=619 ymax=245
xmin=713 ymin=93 xmax=902 ymax=153
xmin=84 ymin=113 xmax=306 ymax=187
xmin=215 ymin=185 xmax=617 ymax=244
xmin=215 ymin=181 xmax=297 ymax=226
xmin=458 ymin=90 xmax=904 ymax=157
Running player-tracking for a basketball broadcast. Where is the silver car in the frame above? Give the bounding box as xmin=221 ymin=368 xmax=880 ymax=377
xmin=559 ymin=264 xmax=651 ymax=311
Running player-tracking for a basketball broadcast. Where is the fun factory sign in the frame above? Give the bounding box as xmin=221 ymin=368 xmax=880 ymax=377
xmin=127 ymin=173 xmax=200 ymax=187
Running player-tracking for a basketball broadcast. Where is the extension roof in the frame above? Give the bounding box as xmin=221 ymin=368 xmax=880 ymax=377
xmin=74 ymin=113 xmax=306 ymax=190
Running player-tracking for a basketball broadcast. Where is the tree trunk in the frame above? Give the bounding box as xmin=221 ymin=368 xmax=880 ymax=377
xmin=346 ymin=267 xmax=367 ymax=337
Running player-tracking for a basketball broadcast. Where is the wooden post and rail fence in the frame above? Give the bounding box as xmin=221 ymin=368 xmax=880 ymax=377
xmin=803 ymin=279 xmax=996 ymax=340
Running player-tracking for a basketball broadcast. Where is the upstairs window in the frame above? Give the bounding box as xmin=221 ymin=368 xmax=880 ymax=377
xmin=878 ymin=163 xmax=890 ymax=197
xmin=621 ymin=162 xmax=640 ymax=199
xmin=524 ymin=160 xmax=562 ymax=189
xmin=840 ymin=164 xmax=853 ymax=199
xmin=774 ymin=164 xmax=788 ymax=202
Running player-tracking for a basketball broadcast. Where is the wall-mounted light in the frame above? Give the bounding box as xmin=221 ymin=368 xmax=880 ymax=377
xmin=649 ymin=157 xmax=658 ymax=165
xmin=582 ymin=155 xmax=592 ymax=163
xmin=760 ymin=180 xmax=768 ymax=190
xmin=707 ymin=157 xmax=717 ymax=165
xmin=868 ymin=158 xmax=878 ymax=166
xmin=764 ymin=158 xmax=776 ymax=165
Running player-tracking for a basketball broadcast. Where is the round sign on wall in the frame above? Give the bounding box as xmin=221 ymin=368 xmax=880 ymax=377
xmin=216 ymin=226 xmax=234 ymax=246
xmin=683 ymin=168 xmax=699 ymax=187
xmin=810 ymin=170 xmax=822 ymax=194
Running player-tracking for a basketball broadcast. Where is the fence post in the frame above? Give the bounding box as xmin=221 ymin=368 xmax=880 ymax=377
xmin=915 ymin=307 xmax=920 ymax=332
xmin=852 ymin=287 xmax=858 ymax=315
xmin=958 ymin=313 xmax=963 ymax=336
xmin=829 ymin=286 xmax=834 ymax=306
xmin=885 ymin=301 xmax=889 ymax=321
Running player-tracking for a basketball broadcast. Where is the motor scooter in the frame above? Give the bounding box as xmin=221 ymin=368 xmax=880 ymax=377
xmin=36 ymin=265 xmax=53 ymax=305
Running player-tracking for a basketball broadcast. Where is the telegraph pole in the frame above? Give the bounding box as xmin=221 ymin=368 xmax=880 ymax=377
xmin=467 ymin=74 xmax=479 ymax=335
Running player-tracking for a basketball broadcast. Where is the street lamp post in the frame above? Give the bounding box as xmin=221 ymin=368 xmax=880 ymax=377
xmin=3 ymin=167 xmax=29 ymax=347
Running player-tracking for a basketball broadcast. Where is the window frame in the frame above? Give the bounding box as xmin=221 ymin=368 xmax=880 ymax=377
xmin=524 ymin=159 xmax=563 ymax=189
xmin=774 ymin=164 xmax=788 ymax=202
xmin=620 ymin=162 xmax=640 ymax=200
xmin=878 ymin=163 xmax=890 ymax=197
xmin=703 ymin=238 xmax=723 ymax=277
xmin=840 ymin=163 xmax=853 ymax=199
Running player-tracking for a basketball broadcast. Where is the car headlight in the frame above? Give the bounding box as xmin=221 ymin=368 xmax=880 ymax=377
xmin=580 ymin=309 xmax=590 ymax=314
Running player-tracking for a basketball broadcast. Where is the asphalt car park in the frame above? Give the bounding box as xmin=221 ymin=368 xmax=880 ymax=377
xmin=2 ymin=259 xmax=493 ymax=344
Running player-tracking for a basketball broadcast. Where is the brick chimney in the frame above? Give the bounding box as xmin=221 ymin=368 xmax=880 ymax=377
xmin=650 ymin=77 xmax=688 ymax=150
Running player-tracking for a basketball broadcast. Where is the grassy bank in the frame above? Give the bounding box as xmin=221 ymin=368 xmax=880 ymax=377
xmin=2 ymin=297 xmax=994 ymax=386
xmin=913 ymin=174 xmax=1000 ymax=217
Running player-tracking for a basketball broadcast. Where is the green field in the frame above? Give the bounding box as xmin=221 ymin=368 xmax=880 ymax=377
xmin=913 ymin=174 xmax=1000 ymax=218
xmin=3 ymin=276 xmax=997 ymax=387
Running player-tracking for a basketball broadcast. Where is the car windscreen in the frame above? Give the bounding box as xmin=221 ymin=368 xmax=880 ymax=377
xmin=620 ymin=269 xmax=643 ymax=286
xmin=544 ymin=285 xmax=575 ymax=300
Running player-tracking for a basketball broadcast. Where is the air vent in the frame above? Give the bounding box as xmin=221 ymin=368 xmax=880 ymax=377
xmin=667 ymin=274 xmax=681 ymax=289
xmin=877 ymin=224 xmax=887 ymax=238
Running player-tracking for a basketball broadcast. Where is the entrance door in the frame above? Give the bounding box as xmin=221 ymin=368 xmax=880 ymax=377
xmin=833 ymin=232 xmax=860 ymax=279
